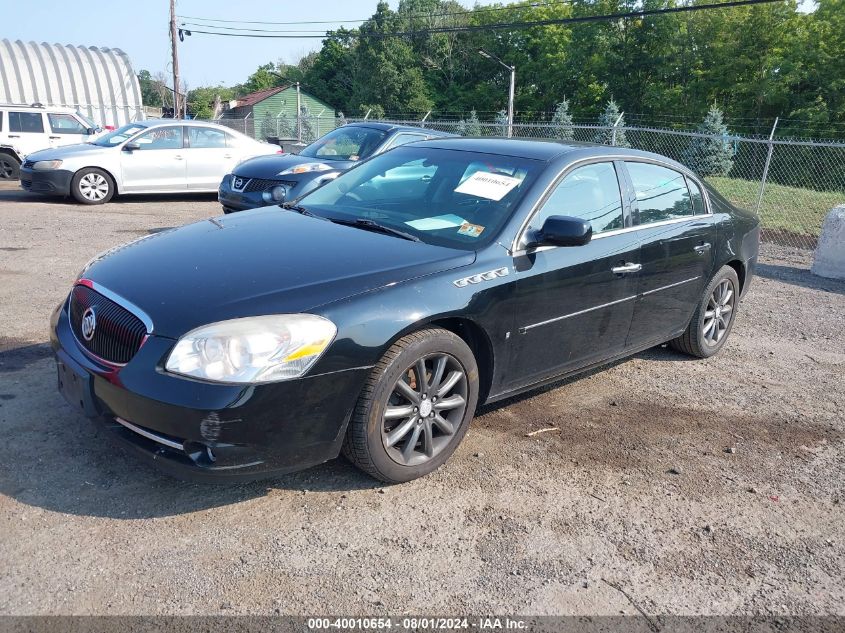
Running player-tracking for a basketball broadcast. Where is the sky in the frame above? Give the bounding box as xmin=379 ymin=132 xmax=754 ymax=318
xmin=1 ymin=0 xmax=480 ymax=89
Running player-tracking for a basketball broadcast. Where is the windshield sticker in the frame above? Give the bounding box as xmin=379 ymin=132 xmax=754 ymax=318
xmin=405 ymin=214 xmax=465 ymax=231
xmin=454 ymin=171 xmax=522 ymax=201
xmin=457 ymin=222 xmax=485 ymax=238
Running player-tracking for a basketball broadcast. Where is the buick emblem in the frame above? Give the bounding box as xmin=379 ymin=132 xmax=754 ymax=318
xmin=81 ymin=307 xmax=97 ymax=341
xmin=233 ymin=176 xmax=244 ymax=190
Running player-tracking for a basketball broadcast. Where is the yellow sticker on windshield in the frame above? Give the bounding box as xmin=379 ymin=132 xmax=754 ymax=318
xmin=458 ymin=222 xmax=485 ymax=238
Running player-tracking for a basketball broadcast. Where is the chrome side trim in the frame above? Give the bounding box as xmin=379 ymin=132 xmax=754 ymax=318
xmin=641 ymin=276 xmax=701 ymax=296
xmin=519 ymin=295 xmax=637 ymax=333
xmin=518 ymin=276 xmax=702 ymax=332
xmin=114 ymin=416 xmax=184 ymax=451
xmin=77 ymin=279 xmax=154 ymax=333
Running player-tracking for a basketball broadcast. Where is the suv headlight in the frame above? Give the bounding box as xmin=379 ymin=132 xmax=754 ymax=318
xmin=278 ymin=162 xmax=332 ymax=175
xmin=32 ymin=160 xmax=63 ymax=170
xmin=165 ymin=315 xmax=336 ymax=384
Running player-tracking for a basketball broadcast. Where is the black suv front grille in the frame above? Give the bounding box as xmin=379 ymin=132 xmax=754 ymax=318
xmin=69 ymin=285 xmax=148 ymax=365
xmin=243 ymin=178 xmax=297 ymax=193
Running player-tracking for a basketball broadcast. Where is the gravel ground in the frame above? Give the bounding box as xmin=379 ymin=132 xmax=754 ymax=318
xmin=0 ymin=181 xmax=843 ymax=617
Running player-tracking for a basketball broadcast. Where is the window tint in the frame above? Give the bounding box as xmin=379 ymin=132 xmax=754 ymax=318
xmin=9 ymin=112 xmax=44 ymax=133
xmin=535 ymin=162 xmax=624 ymax=234
xmin=688 ymin=177 xmax=706 ymax=214
xmin=134 ymin=126 xmax=183 ymax=150
xmin=626 ymin=162 xmax=692 ymax=224
xmin=48 ymin=113 xmax=88 ymax=134
xmin=385 ymin=132 xmax=426 ymax=150
xmin=300 ymin=126 xmax=388 ymax=161
xmin=188 ymin=126 xmax=226 ymax=148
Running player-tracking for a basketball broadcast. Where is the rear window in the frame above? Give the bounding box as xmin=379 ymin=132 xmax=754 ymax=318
xmin=300 ymin=126 xmax=388 ymax=162
xmin=626 ymin=161 xmax=693 ymax=224
xmin=9 ymin=112 xmax=44 ymax=134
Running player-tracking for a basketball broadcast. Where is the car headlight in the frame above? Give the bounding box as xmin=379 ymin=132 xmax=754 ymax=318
xmin=165 ymin=314 xmax=336 ymax=384
xmin=278 ymin=162 xmax=332 ymax=175
xmin=32 ymin=160 xmax=63 ymax=170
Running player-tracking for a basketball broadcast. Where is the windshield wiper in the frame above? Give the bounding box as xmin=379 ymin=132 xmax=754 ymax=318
xmin=281 ymin=202 xmax=321 ymax=219
xmin=330 ymin=218 xmax=421 ymax=242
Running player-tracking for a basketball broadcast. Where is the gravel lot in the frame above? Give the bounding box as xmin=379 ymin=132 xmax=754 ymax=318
xmin=0 ymin=181 xmax=843 ymax=617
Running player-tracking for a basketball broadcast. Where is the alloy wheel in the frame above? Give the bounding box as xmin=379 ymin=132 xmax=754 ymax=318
xmin=702 ymin=278 xmax=735 ymax=345
xmin=0 ymin=159 xmax=15 ymax=179
xmin=381 ymin=353 xmax=468 ymax=467
xmin=79 ymin=173 xmax=109 ymax=201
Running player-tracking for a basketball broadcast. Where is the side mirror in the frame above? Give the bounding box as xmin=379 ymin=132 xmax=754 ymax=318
xmin=526 ymin=215 xmax=592 ymax=248
xmin=123 ymin=142 xmax=140 ymax=152
xmin=86 ymin=127 xmax=99 ymax=135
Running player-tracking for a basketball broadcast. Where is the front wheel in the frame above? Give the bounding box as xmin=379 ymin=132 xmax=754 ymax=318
xmin=670 ymin=265 xmax=740 ymax=358
xmin=71 ymin=168 xmax=114 ymax=205
xmin=343 ymin=328 xmax=479 ymax=483
xmin=0 ymin=153 xmax=20 ymax=180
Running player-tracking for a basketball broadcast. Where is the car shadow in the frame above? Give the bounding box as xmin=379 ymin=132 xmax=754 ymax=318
xmin=756 ymin=262 xmax=845 ymax=296
xmin=0 ymin=340 xmax=380 ymax=521
xmin=0 ymin=186 xmax=217 ymax=205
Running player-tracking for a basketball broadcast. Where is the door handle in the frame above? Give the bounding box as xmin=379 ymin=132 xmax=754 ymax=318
xmin=8 ymin=134 xmax=20 ymax=138
xmin=611 ymin=262 xmax=642 ymax=275
xmin=174 ymin=155 xmax=184 ymax=160
xmin=49 ymin=135 xmax=61 ymax=139
xmin=223 ymin=154 xmax=233 ymax=159
xmin=694 ymin=242 xmax=711 ymax=254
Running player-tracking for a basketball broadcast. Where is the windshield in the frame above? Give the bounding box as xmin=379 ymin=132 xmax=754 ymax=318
xmin=91 ymin=123 xmax=147 ymax=146
xmin=75 ymin=111 xmax=97 ymax=129
xmin=297 ymin=146 xmax=541 ymax=250
xmin=299 ymin=126 xmax=388 ymax=162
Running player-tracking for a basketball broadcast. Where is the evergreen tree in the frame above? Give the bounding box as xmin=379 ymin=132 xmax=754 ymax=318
xmin=465 ymin=109 xmax=482 ymax=136
xmin=681 ymin=105 xmax=735 ymax=176
xmin=551 ymin=99 xmax=574 ymax=140
xmin=495 ymin=109 xmax=508 ymax=136
xmin=595 ymin=99 xmax=630 ymax=147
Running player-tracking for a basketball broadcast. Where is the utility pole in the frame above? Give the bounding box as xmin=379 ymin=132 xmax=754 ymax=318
xmin=296 ymin=81 xmax=302 ymax=142
xmin=169 ymin=0 xmax=181 ymax=119
xmin=478 ymin=49 xmax=515 ymax=138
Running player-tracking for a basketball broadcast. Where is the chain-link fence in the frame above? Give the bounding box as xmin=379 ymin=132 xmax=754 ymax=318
xmin=202 ymin=114 xmax=845 ymax=252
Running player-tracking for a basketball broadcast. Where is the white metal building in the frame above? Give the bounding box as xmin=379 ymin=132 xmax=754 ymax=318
xmin=0 ymin=39 xmax=143 ymax=128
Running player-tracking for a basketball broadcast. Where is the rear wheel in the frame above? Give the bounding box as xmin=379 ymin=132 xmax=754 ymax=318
xmin=670 ymin=265 xmax=740 ymax=358
xmin=71 ymin=168 xmax=114 ymax=204
xmin=0 ymin=153 xmax=20 ymax=180
xmin=343 ymin=328 xmax=479 ymax=483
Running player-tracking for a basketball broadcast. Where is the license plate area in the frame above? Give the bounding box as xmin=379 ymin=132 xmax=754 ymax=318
xmin=57 ymin=357 xmax=99 ymax=417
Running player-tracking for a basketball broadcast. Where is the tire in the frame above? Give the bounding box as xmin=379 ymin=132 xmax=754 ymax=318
xmin=343 ymin=327 xmax=480 ymax=484
xmin=0 ymin=152 xmax=20 ymax=181
xmin=670 ymin=265 xmax=740 ymax=358
xmin=71 ymin=168 xmax=114 ymax=205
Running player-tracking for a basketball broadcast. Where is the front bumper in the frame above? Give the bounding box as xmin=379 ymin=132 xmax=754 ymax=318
xmin=218 ymin=173 xmax=316 ymax=213
xmin=19 ymin=167 xmax=74 ymax=195
xmin=50 ymin=299 xmax=370 ymax=482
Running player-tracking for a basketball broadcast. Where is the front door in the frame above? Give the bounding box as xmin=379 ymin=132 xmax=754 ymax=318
xmin=120 ymin=126 xmax=187 ymax=192
xmin=46 ymin=113 xmax=92 ymax=149
xmin=508 ymin=161 xmax=640 ymax=390
xmin=622 ymin=161 xmax=717 ymax=347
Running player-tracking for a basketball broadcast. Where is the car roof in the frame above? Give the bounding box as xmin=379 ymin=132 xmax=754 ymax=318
xmin=409 ymin=136 xmax=693 ymax=170
xmin=343 ymin=121 xmax=453 ymax=137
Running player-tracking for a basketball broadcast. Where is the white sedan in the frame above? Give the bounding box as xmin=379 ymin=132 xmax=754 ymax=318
xmin=19 ymin=120 xmax=280 ymax=204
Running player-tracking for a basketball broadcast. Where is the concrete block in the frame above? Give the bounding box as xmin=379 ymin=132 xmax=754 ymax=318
xmin=812 ymin=205 xmax=845 ymax=280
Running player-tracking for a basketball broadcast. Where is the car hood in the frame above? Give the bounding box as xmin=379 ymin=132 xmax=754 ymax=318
xmin=26 ymin=143 xmax=111 ymax=161
xmin=233 ymin=153 xmax=354 ymax=178
xmin=82 ymin=207 xmax=475 ymax=338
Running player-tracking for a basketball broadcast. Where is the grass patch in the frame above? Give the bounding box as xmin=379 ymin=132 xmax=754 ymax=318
xmin=708 ymin=176 xmax=845 ymax=237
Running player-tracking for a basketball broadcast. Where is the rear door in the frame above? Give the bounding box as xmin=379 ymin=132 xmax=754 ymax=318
xmin=622 ymin=161 xmax=717 ymax=348
xmin=7 ymin=111 xmax=49 ymax=156
xmin=120 ymin=126 xmax=187 ymax=192
xmin=184 ymin=126 xmax=234 ymax=190
xmin=508 ymin=160 xmax=640 ymax=389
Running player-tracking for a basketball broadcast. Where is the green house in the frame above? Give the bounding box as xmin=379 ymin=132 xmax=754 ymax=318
xmin=222 ymin=84 xmax=336 ymax=142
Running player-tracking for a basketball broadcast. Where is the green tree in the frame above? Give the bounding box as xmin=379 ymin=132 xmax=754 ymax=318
xmin=551 ymin=99 xmax=574 ymax=140
xmin=681 ymin=105 xmax=735 ymax=176
xmin=187 ymin=85 xmax=236 ymax=119
xmin=464 ymin=109 xmax=482 ymax=136
xmin=137 ymin=70 xmax=163 ymax=107
xmin=595 ymin=99 xmax=630 ymax=147
xmin=242 ymin=62 xmax=284 ymax=94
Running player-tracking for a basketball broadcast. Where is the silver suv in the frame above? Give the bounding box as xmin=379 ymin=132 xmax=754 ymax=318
xmin=0 ymin=103 xmax=101 ymax=180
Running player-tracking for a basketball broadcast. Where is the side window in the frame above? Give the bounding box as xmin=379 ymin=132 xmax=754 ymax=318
xmin=534 ymin=162 xmax=624 ymax=234
xmin=9 ymin=112 xmax=45 ymax=134
xmin=48 ymin=113 xmax=88 ymax=134
xmin=134 ymin=126 xmax=183 ymax=150
xmin=687 ymin=177 xmax=706 ymax=215
xmin=188 ymin=126 xmax=226 ymax=148
xmin=385 ymin=133 xmax=426 ymax=150
xmin=626 ymin=162 xmax=692 ymax=224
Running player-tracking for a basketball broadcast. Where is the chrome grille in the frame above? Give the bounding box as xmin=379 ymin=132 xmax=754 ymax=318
xmin=69 ymin=285 xmax=147 ymax=365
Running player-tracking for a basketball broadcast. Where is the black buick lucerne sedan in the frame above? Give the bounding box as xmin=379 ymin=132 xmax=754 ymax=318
xmin=51 ymin=138 xmax=759 ymax=484
xmin=217 ymin=122 xmax=453 ymax=213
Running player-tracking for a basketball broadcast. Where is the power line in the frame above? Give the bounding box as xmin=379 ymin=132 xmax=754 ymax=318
xmin=182 ymin=0 xmax=786 ymax=40
xmin=176 ymin=1 xmax=575 ymax=27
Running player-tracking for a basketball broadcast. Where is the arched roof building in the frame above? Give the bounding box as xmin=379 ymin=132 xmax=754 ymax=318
xmin=0 ymin=39 xmax=143 ymax=128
